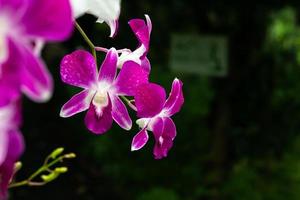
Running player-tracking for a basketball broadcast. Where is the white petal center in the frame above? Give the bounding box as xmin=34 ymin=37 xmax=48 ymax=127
xmin=0 ymin=15 xmax=11 ymax=64
xmin=93 ymin=90 xmax=108 ymax=107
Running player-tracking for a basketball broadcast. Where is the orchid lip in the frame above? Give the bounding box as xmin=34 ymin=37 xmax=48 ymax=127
xmin=158 ymin=136 xmax=164 ymax=145
xmin=92 ymin=90 xmax=108 ymax=107
xmin=158 ymin=109 xmax=170 ymax=118
xmin=136 ymin=117 xmax=159 ymax=132
xmin=136 ymin=118 xmax=150 ymax=129
xmin=91 ymin=82 xmax=113 ymax=116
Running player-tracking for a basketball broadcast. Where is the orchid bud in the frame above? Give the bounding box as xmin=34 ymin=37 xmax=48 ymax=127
xmin=64 ymin=153 xmax=76 ymax=159
xmin=50 ymin=147 xmax=64 ymax=159
xmin=41 ymin=172 xmax=59 ymax=182
xmin=55 ymin=167 xmax=68 ymax=173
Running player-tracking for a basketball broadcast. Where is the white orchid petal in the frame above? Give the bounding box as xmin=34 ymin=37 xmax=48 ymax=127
xmin=70 ymin=0 xmax=89 ymax=18
xmin=71 ymin=0 xmax=121 ymax=36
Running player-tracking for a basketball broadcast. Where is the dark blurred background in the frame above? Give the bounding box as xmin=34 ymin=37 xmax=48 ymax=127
xmin=11 ymin=0 xmax=300 ymax=199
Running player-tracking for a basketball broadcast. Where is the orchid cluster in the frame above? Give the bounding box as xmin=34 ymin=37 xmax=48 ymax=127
xmin=60 ymin=14 xmax=184 ymax=159
xmin=0 ymin=0 xmax=183 ymax=198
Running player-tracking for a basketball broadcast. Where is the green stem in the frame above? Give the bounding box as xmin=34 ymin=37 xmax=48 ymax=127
xmin=121 ymin=96 xmax=137 ymax=111
xmin=75 ymin=21 xmax=97 ymax=60
xmin=9 ymin=156 xmax=64 ymax=189
xmin=8 ymin=180 xmax=28 ymax=188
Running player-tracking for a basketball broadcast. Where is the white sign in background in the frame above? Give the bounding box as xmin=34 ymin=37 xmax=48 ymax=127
xmin=170 ymin=34 xmax=228 ymax=77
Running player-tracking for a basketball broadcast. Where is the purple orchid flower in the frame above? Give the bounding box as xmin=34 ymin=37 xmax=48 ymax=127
xmin=131 ymin=79 xmax=184 ymax=159
xmin=0 ymin=101 xmax=24 ymax=199
xmin=97 ymin=15 xmax=152 ymax=72
xmin=60 ymin=48 xmax=149 ymax=134
xmin=117 ymin=15 xmax=152 ymax=71
xmin=0 ymin=0 xmax=73 ymax=104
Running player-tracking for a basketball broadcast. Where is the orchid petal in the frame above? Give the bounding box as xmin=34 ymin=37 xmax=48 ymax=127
xmin=111 ymin=95 xmax=132 ymax=130
xmin=33 ymin=39 xmax=45 ymax=56
xmin=135 ymin=83 xmax=166 ymax=118
xmin=0 ymin=36 xmax=8 ymax=64
xmin=88 ymin=0 xmax=121 ymax=37
xmin=5 ymin=130 xmax=24 ymax=162
xmin=70 ymin=0 xmax=88 ymax=18
xmin=117 ymin=51 xmax=151 ymax=73
xmin=117 ymin=50 xmax=140 ymax=68
xmin=141 ymin=57 xmax=151 ymax=72
xmin=0 ymin=131 xmax=8 ymax=166
xmin=114 ymin=61 xmax=149 ymax=96
xmin=0 ymin=0 xmax=25 ymax=9
xmin=22 ymin=0 xmax=73 ymax=41
xmin=116 ymin=15 xmax=152 ymax=70
xmin=0 ymin=102 xmax=20 ymax=166
xmin=60 ymin=50 xmax=97 ymax=89
xmin=98 ymin=48 xmax=118 ymax=83
xmin=128 ymin=15 xmax=152 ymax=58
xmin=84 ymin=98 xmax=113 ymax=134
xmin=163 ymin=78 xmax=184 ymax=116
xmin=20 ymin=45 xmax=53 ymax=102
xmin=0 ymin=130 xmax=24 ymax=198
xmin=145 ymin=15 xmax=152 ymax=35
xmin=0 ymin=40 xmax=21 ymax=106
xmin=152 ymin=117 xmax=176 ymax=159
xmin=153 ymin=136 xmax=173 ymax=160
xmin=0 ymin=100 xmax=22 ymax=131
xmin=60 ymin=90 xmax=93 ymax=118
xmin=131 ymin=128 xmax=149 ymax=151
xmin=71 ymin=0 xmax=121 ymax=37
xmin=104 ymin=19 xmax=118 ymax=38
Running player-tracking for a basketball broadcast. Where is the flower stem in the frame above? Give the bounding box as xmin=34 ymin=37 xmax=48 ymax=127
xmin=121 ymin=96 xmax=137 ymax=111
xmin=75 ymin=21 xmax=97 ymax=60
xmin=8 ymin=151 xmax=75 ymax=189
xmin=8 ymin=180 xmax=27 ymax=188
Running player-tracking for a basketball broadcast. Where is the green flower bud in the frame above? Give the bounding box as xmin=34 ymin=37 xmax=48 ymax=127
xmin=55 ymin=167 xmax=68 ymax=173
xmin=41 ymin=172 xmax=59 ymax=182
xmin=14 ymin=162 xmax=22 ymax=171
xmin=64 ymin=153 xmax=76 ymax=159
xmin=50 ymin=147 xmax=64 ymax=159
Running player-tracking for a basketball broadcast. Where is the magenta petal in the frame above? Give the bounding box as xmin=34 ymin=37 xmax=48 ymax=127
xmin=0 ymin=101 xmax=22 ymax=165
xmin=163 ymin=117 xmax=177 ymax=139
xmin=153 ymin=136 xmax=173 ymax=160
xmin=5 ymin=130 xmax=24 ymax=162
xmin=22 ymin=0 xmax=73 ymax=41
xmin=163 ymin=78 xmax=184 ymax=116
xmin=135 ymin=83 xmax=166 ymax=118
xmin=0 ymin=130 xmax=24 ymax=198
xmin=131 ymin=128 xmax=149 ymax=151
xmin=0 ymin=132 xmax=8 ymax=166
xmin=0 ymin=40 xmax=21 ymax=106
xmin=98 ymin=48 xmax=118 ymax=83
xmin=60 ymin=50 xmax=97 ymax=89
xmin=9 ymin=99 xmax=22 ymax=128
xmin=0 ymin=0 xmax=26 ymax=10
xmin=114 ymin=61 xmax=149 ymax=96
xmin=111 ymin=95 xmax=132 ymax=130
xmin=60 ymin=90 xmax=93 ymax=118
xmin=128 ymin=15 xmax=152 ymax=57
xmin=84 ymin=99 xmax=113 ymax=134
xmin=141 ymin=57 xmax=151 ymax=72
xmin=152 ymin=117 xmax=176 ymax=159
xmin=20 ymin=45 xmax=53 ymax=102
